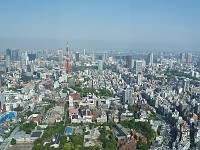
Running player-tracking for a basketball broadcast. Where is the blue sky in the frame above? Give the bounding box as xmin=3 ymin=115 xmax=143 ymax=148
xmin=0 ymin=0 xmax=200 ymax=52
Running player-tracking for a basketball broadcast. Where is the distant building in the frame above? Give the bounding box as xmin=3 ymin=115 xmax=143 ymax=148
xmin=75 ymin=52 xmax=80 ymax=62
xmin=103 ymin=51 xmax=108 ymax=62
xmin=148 ymin=52 xmax=154 ymax=66
xmin=180 ymin=52 xmax=186 ymax=63
xmin=183 ymin=78 xmax=190 ymax=92
xmin=186 ymin=53 xmax=192 ymax=64
xmin=6 ymin=48 xmax=19 ymax=61
xmin=126 ymin=55 xmax=132 ymax=69
xmin=11 ymin=49 xmax=19 ymax=61
xmin=137 ymin=73 xmax=143 ymax=85
xmin=57 ymin=50 xmax=63 ymax=62
xmin=28 ymin=53 xmax=36 ymax=61
xmin=134 ymin=60 xmax=143 ymax=73
xmin=98 ymin=60 xmax=103 ymax=71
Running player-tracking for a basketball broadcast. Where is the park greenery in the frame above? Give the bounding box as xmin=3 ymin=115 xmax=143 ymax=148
xmin=32 ymin=122 xmax=100 ymax=150
xmin=121 ymin=119 xmax=155 ymax=140
xmin=11 ymin=138 xmax=16 ymax=145
xmin=19 ymin=121 xmax=37 ymax=134
xmin=99 ymin=125 xmax=117 ymax=150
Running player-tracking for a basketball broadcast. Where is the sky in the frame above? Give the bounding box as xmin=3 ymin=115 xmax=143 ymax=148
xmin=0 ymin=0 xmax=200 ymax=52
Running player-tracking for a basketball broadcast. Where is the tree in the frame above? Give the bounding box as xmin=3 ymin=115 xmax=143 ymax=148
xmin=63 ymin=142 xmax=73 ymax=150
xmin=11 ymin=138 xmax=16 ymax=145
xmin=37 ymin=126 xmax=42 ymax=130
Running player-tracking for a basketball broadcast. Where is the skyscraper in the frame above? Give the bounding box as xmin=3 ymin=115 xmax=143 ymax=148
xmin=75 ymin=52 xmax=80 ymax=62
xmin=186 ymin=53 xmax=192 ymax=64
xmin=180 ymin=52 xmax=186 ymax=63
xmin=98 ymin=60 xmax=103 ymax=71
xmin=126 ymin=55 xmax=132 ymax=69
xmin=137 ymin=73 xmax=143 ymax=85
xmin=11 ymin=49 xmax=19 ymax=61
xmin=6 ymin=55 xmax=11 ymax=72
xmin=57 ymin=50 xmax=63 ymax=62
xmin=148 ymin=52 xmax=154 ymax=66
xmin=134 ymin=60 xmax=143 ymax=73
xmin=6 ymin=49 xmax=11 ymax=58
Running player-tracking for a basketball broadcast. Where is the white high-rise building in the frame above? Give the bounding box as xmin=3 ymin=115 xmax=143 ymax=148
xmin=6 ymin=55 xmax=11 ymax=71
xmin=21 ymin=52 xmax=28 ymax=71
xmin=137 ymin=73 xmax=143 ymax=85
xmin=57 ymin=50 xmax=63 ymax=62
xmin=98 ymin=60 xmax=103 ymax=71
xmin=134 ymin=60 xmax=143 ymax=73
xmin=149 ymin=52 xmax=154 ymax=66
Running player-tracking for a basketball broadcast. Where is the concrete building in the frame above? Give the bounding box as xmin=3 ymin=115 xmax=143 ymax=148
xmin=98 ymin=60 xmax=103 ymax=71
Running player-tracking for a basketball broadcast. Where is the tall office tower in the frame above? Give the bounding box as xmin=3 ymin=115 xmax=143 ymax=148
xmin=21 ymin=52 xmax=28 ymax=71
xmin=186 ymin=53 xmax=192 ymax=64
xmin=126 ymin=55 xmax=132 ymax=68
xmin=134 ymin=60 xmax=143 ymax=73
xmin=65 ymin=43 xmax=72 ymax=72
xmin=11 ymin=49 xmax=19 ymax=61
xmin=75 ymin=52 xmax=80 ymax=62
xmin=103 ymin=51 xmax=108 ymax=62
xmin=160 ymin=52 xmax=164 ymax=63
xmin=98 ymin=60 xmax=103 ymax=71
xmin=28 ymin=53 xmax=36 ymax=61
xmin=122 ymin=88 xmax=133 ymax=104
xmin=92 ymin=51 xmax=95 ymax=61
xmin=42 ymin=50 xmax=47 ymax=61
xmin=36 ymin=51 xmax=42 ymax=60
xmin=183 ymin=78 xmax=190 ymax=92
xmin=57 ymin=50 xmax=63 ymax=62
xmin=26 ymin=63 xmax=34 ymax=76
xmin=6 ymin=55 xmax=11 ymax=72
xmin=83 ymin=49 xmax=86 ymax=56
xmin=6 ymin=49 xmax=12 ymax=58
xmin=148 ymin=52 xmax=154 ymax=66
xmin=180 ymin=52 xmax=186 ymax=63
xmin=137 ymin=73 xmax=143 ymax=85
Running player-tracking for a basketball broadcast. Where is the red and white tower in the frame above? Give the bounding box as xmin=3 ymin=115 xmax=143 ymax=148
xmin=65 ymin=43 xmax=72 ymax=72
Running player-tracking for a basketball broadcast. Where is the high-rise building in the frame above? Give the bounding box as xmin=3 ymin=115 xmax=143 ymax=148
xmin=186 ymin=53 xmax=192 ymax=64
xmin=148 ymin=52 xmax=154 ymax=66
xmin=6 ymin=49 xmax=12 ymax=58
xmin=75 ymin=52 xmax=80 ymax=62
xmin=6 ymin=49 xmax=19 ymax=61
xmin=21 ymin=52 xmax=28 ymax=71
xmin=28 ymin=53 xmax=36 ymax=61
xmin=126 ymin=55 xmax=132 ymax=68
xmin=180 ymin=52 xmax=186 ymax=63
xmin=134 ymin=60 xmax=143 ymax=73
xmin=57 ymin=50 xmax=63 ymax=62
xmin=122 ymin=88 xmax=133 ymax=104
xmin=183 ymin=78 xmax=190 ymax=92
xmin=98 ymin=60 xmax=103 ymax=71
xmin=92 ymin=51 xmax=95 ymax=61
xmin=137 ymin=73 xmax=143 ymax=85
xmin=11 ymin=49 xmax=19 ymax=61
xmin=83 ymin=49 xmax=86 ymax=56
xmin=6 ymin=55 xmax=11 ymax=71
xmin=103 ymin=51 xmax=108 ymax=62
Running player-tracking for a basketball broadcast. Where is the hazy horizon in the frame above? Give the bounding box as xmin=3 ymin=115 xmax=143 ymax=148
xmin=0 ymin=0 xmax=200 ymax=52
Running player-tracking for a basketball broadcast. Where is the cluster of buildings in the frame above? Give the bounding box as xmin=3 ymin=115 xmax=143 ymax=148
xmin=0 ymin=47 xmax=200 ymax=149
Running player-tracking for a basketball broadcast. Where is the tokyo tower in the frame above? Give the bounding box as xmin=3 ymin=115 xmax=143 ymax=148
xmin=65 ymin=42 xmax=71 ymax=72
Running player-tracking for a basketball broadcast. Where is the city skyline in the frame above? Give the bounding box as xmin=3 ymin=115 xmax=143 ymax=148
xmin=0 ymin=0 xmax=200 ymax=52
